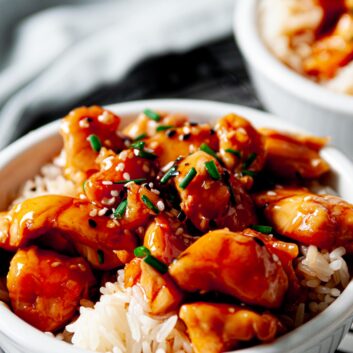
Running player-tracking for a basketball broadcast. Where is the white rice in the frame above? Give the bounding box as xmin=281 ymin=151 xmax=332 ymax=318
xmin=296 ymin=245 xmax=350 ymax=322
xmin=259 ymin=0 xmax=353 ymax=95
xmin=13 ymin=150 xmax=76 ymax=204
xmin=66 ymin=270 xmax=192 ymax=353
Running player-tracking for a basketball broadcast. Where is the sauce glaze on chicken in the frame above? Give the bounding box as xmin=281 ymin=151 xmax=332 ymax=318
xmin=0 ymin=106 xmax=352 ymax=353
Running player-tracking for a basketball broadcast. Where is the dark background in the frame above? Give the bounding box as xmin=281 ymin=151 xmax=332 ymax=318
xmin=20 ymin=36 xmax=262 ymax=137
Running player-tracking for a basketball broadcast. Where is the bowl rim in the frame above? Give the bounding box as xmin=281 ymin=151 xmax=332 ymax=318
xmin=233 ymin=0 xmax=353 ymax=115
xmin=0 ymin=98 xmax=353 ymax=353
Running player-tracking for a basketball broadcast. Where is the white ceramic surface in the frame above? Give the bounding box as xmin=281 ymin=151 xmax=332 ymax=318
xmin=234 ymin=0 xmax=353 ymax=157
xmin=0 ymin=99 xmax=353 ymax=353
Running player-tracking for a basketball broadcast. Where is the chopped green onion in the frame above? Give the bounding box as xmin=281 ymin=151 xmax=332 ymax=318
xmin=205 ymin=161 xmax=220 ymax=180
xmin=179 ymin=167 xmax=197 ymax=189
xmin=134 ymin=149 xmax=157 ymax=160
xmin=242 ymin=152 xmax=257 ymax=169
xmin=130 ymin=141 xmax=145 ymax=150
xmin=113 ymin=178 xmax=147 ymax=185
xmin=134 ymin=246 xmax=151 ymax=258
xmin=87 ymin=134 xmax=102 ymax=152
xmin=160 ymin=166 xmax=178 ymax=184
xmin=144 ymin=109 xmax=161 ymax=122
xmin=114 ymin=199 xmax=127 ymax=219
xmin=200 ymin=143 xmax=218 ymax=160
xmin=144 ymin=254 xmax=168 ymax=274
xmin=251 ymin=225 xmax=273 ymax=234
xmin=156 ymin=125 xmax=173 ymax=132
xmin=242 ymin=170 xmax=256 ymax=177
xmin=225 ymin=148 xmax=242 ymax=159
xmin=97 ymin=250 xmax=105 ymax=264
xmin=82 ymin=180 xmax=87 ymax=192
xmin=141 ymin=195 xmax=159 ymax=214
xmin=134 ymin=133 xmax=147 ymax=141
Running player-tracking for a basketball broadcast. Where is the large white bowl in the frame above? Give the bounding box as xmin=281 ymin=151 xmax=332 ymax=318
xmin=0 ymin=99 xmax=353 ymax=353
xmin=234 ymin=0 xmax=353 ymax=157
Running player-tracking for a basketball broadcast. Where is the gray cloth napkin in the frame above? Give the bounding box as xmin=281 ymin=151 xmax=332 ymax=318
xmin=0 ymin=0 xmax=234 ymax=148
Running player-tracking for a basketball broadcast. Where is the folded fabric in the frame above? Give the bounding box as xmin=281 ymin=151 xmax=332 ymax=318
xmin=0 ymin=0 xmax=234 ymax=147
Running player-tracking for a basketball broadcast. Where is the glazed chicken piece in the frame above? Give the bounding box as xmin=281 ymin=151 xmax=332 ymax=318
xmin=145 ymin=123 xmax=218 ymax=167
xmin=143 ymin=213 xmax=195 ymax=264
xmin=243 ymin=228 xmax=301 ymax=300
xmin=303 ymin=12 xmax=353 ymax=80
xmin=84 ymin=148 xmax=155 ymax=208
xmin=174 ymin=151 xmax=257 ymax=232
xmin=0 ymin=188 xmax=164 ymax=269
xmin=7 ymin=246 xmax=95 ymax=332
xmin=61 ymin=106 xmax=127 ymax=184
xmin=124 ymin=258 xmax=183 ymax=315
xmin=169 ymin=229 xmax=288 ymax=309
xmin=123 ymin=110 xmax=188 ymax=139
xmin=254 ymin=187 xmax=353 ymax=252
xmin=216 ymin=113 xmax=266 ymax=173
xmin=180 ymin=303 xmax=283 ymax=353
xmin=261 ymin=129 xmax=330 ymax=179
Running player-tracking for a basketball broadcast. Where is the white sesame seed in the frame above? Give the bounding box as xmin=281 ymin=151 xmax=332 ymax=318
xmin=98 ymin=208 xmax=108 ymax=216
xmin=98 ymin=111 xmax=114 ymax=124
xmin=79 ymin=194 xmax=86 ymax=199
xmin=115 ymin=163 xmax=125 ymax=172
xmin=89 ymin=209 xmax=98 ymax=217
xmin=51 ymin=262 xmax=61 ymax=268
xmin=149 ymin=182 xmax=154 ymax=188
xmin=102 ymin=156 xmax=114 ymax=170
xmin=123 ymin=172 xmax=130 ymax=180
xmin=79 ymin=119 xmax=90 ymax=128
xmin=157 ymin=200 xmax=165 ymax=211
xmin=102 ymin=180 xmax=113 ymax=185
xmin=77 ymin=263 xmax=87 ymax=272
xmin=183 ymin=127 xmax=190 ymax=134
xmin=102 ymin=197 xmax=116 ymax=206
xmin=176 ymin=227 xmax=183 ymax=235
xmin=124 ymin=181 xmax=135 ymax=188
xmin=272 ymin=254 xmax=279 ymax=262
xmin=120 ymin=150 xmax=128 ymax=161
xmin=151 ymin=189 xmax=160 ymax=195
xmin=111 ymin=190 xmax=119 ymax=197
xmin=161 ymin=161 xmax=174 ymax=172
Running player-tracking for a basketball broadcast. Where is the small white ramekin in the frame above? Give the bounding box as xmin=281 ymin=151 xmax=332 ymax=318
xmin=0 ymin=99 xmax=353 ymax=353
xmin=234 ymin=0 xmax=353 ymax=157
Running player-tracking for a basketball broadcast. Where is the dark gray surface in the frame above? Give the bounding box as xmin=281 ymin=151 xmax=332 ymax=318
xmin=17 ymin=36 xmax=262 ymax=139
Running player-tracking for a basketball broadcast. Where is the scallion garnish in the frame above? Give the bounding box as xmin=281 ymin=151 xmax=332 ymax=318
xmin=251 ymin=225 xmax=273 ymax=234
xmin=133 ymin=246 xmax=168 ymax=274
xmin=114 ymin=199 xmax=127 ymax=219
xmin=87 ymin=134 xmax=102 ymax=152
xmin=97 ymin=249 xmax=105 ymax=264
xmin=200 ymin=143 xmax=218 ymax=160
xmin=179 ymin=167 xmax=197 ymax=189
xmin=134 ymin=246 xmax=151 ymax=258
xmin=144 ymin=109 xmax=161 ymax=122
xmin=134 ymin=149 xmax=157 ymax=160
xmin=160 ymin=166 xmax=178 ymax=184
xmin=242 ymin=152 xmax=257 ymax=169
xmin=113 ymin=178 xmax=147 ymax=185
xmin=156 ymin=125 xmax=173 ymax=132
xmin=144 ymin=255 xmax=168 ymax=274
xmin=205 ymin=160 xmax=220 ymax=180
xmin=134 ymin=133 xmax=147 ymax=141
xmin=225 ymin=148 xmax=242 ymax=159
xmin=130 ymin=141 xmax=145 ymax=150
xmin=141 ymin=195 xmax=159 ymax=214
xmin=242 ymin=170 xmax=256 ymax=177
xmin=82 ymin=180 xmax=87 ymax=192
